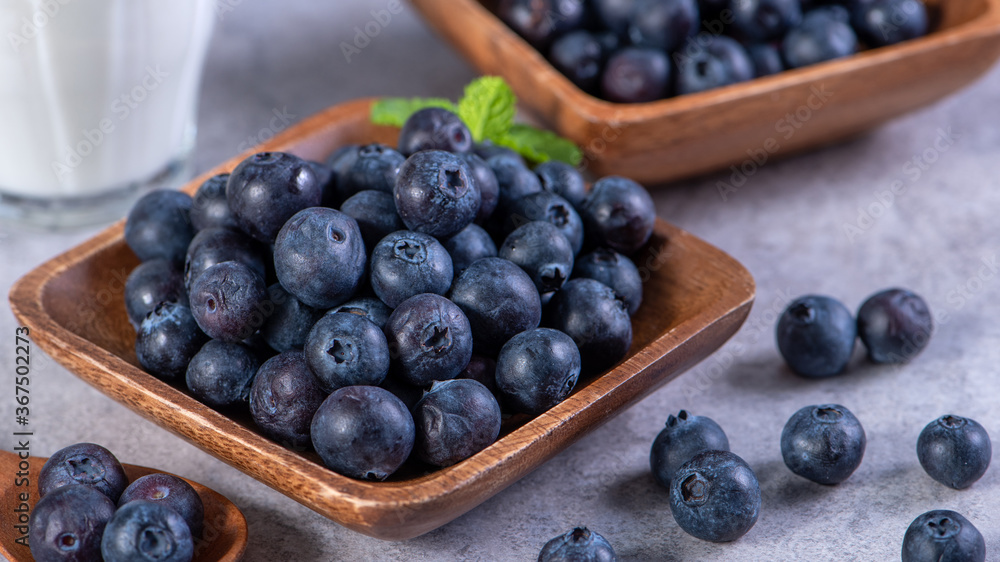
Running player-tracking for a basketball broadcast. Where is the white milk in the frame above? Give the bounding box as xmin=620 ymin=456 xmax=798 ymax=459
xmin=0 ymin=0 xmax=214 ymax=200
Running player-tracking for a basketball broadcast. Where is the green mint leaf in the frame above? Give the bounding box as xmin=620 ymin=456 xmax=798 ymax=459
xmin=370 ymin=97 xmax=458 ymax=127
xmin=457 ymin=76 xmax=516 ymax=142
xmin=497 ymin=124 xmax=583 ymax=166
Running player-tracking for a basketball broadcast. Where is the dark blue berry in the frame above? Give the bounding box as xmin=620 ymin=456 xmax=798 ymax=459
xmin=500 ymin=221 xmax=575 ymax=294
xmin=549 ymin=30 xmax=605 ymax=93
xmin=125 ymin=259 xmax=186 ymax=330
xmin=504 ymin=191 xmax=585 ymax=255
xmin=443 ymin=223 xmax=498 ymax=274
xmin=917 ymin=415 xmax=991 ymax=490
xmin=669 ymin=450 xmax=761 ymax=542
xmin=675 ymin=36 xmax=755 ymax=95
xmin=853 ymin=0 xmax=928 ymax=47
xmin=573 ymin=248 xmax=642 ymax=315
xmin=185 ymin=340 xmax=259 ymax=408
xmin=339 ymin=143 xmax=405 ymax=197
xmin=305 ymin=311 xmax=390 ymax=392
xmin=601 ymin=47 xmax=671 ymax=103
xmin=370 ymin=230 xmax=453 ymax=308
xmin=226 ymin=151 xmax=322 ymax=243
xmin=413 ymin=379 xmax=502 ymax=466
xmin=459 ymin=152 xmax=500 ymax=224
xmin=650 ymin=410 xmax=730 ymax=490
xmin=458 ymin=354 xmax=498 ymax=394
xmin=747 ymin=42 xmax=786 ymax=77
xmin=331 ymin=296 xmax=393 ymax=330
xmin=780 ymin=404 xmax=866 ymax=485
xmin=538 ymin=527 xmax=618 ymax=562
xmin=190 ymin=173 xmax=238 ymax=232
xmin=39 ymin=443 xmax=128 ymax=502
xmin=535 ymin=160 xmax=587 ymax=210
xmin=857 ymin=287 xmax=932 ymax=364
xmin=311 ymin=385 xmax=415 ymax=481
xmin=118 ymin=473 xmax=204 ymax=539
xmin=29 ymin=484 xmax=116 ymax=562
xmin=488 ymin=154 xmax=543 ymax=212
xmin=183 ymin=226 xmax=267 ymax=293
xmin=398 ymin=107 xmax=473 ymax=155
xmin=498 ymin=0 xmax=589 ymax=50
xmin=260 ymin=283 xmax=323 ymax=352
xmin=449 ymin=257 xmax=542 ymax=355
xmin=307 ymin=160 xmax=337 ymax=205
xmin=581 ymin=176 xmax=656 ymax=254
xmin=101 ymin=500 xmax=194 ymax=562
xmin=136 ymin=301 xmax=208 ymax=381
xmin=474 ymin=141 xmax=524 ymax=164
xmin=627 ymin=0 xmax=699 ymax=52
xmin=593 ymin=0 xmax=634 ymax=35
xmin=189 ymin=261 xmax=268 ymax=343
xmin=782 ymin=7 xmax=858 ymax=68
xmin=394 ymin=150 xmax=481 ymax=239
xmin=339 ymin=189 xmax=405 ymax=253
xmin=124 ymin=190 xmax=194 ymax=264
xmin=249 ymin=351 xmax=327 ymax=450
xmin=273 ymin=207 xmax=366 ymax=309
xmin=546 ymin=278 xmax=632 ymax=374
xmin=384 ymin=293 xmax=474 ymax=387
xmin=496 ymin=328 xmax=581 ymax=414
xmin=776 ymin=295 xmax=856 ymax=378
xmin=902 ymin=510 xmax=985 ymax=562
xmin=729 ymin=0 xmax=802 ymax=42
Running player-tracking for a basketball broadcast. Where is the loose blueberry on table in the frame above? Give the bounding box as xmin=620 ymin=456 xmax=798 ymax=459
xmin=776 ymin=294 xmax=856 ymax=378
xmin=538 ymin=527 xmax=618 ymax=561
xmin=669 ymin=449 xmax=761 ymax=542
xmin=901 ymin=509 xmax=986 ymax=562
xmin=650 ymin=410 xmax=730 ymax=490
xmin=916 ymin=414 xmax=992 ymax=490
xmin=780 ymin=403 xmax=866 ymax=485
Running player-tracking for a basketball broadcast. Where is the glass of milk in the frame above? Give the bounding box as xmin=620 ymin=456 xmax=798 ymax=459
xmin=0 ymin=0 xmax=216 ymax=228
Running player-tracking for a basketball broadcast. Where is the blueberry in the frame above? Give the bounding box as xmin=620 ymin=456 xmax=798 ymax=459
xmin=183 ymin=226 xmax=267 ymax=293
xmin=305 ymin=310 xmax=390 ymax=392
xmin=853 ymin=0 xmax=928 ymax=47
xmin=260 ymin=283 xmax=323 ymax=352
xmin=449 ymin=257 xmax=542 ymax=355
xmin=119 ymin=473 xmax=204 ymax=539
xmin=323 ymin=145 xmax=360 ymax=206
xmin=498 ymin=0 xmax=589 ymax=50
xmin=331 ymin=296 xmax=393 ymax=330
xmin=101 ymin=500 xmax=194 ymax=562
xmin=669 ymin=450 xmax=761 ymax=542
xmin=307 ymin=159 xmax=337 ymax=205
xmin=729 ymin=0 xmax=803 ymax=42
xmin=496 ymin=327 xmax=581 ymax=414
xmin=538 ymin=527 xmax=618 ymax=561
xmin=580 ymin=176 xmax=656 ymax=254
xmin=782 ymin=7 xmax=858 ymax=68
xmin=136 ymin=301 xmax=209 ymax=381
xmin=249 ymin=351 xmax=327 ymax=449
xmin=339 ymin=143 xmax=406 ymax=197
xmin=549 ymin=30 xmax=605 ymax=93
xmin=189 ymin=261 xmax=268 ymax=343
xmin=475 ymin=141 xmax=524 ymax=164
xmin=600 ymin=47 xmax=671 ymax=103
xmin=443 ymin=223 xmax=498 ymax=274
xmin=650 ymin=410 xmax=730 ymax=490
xmin=458 ymin=153 xmax=500 ymax=224
xmin=274 ymin=207 xmax=367 ymax=308
xmin=546 ymin=278 xmax=632 ymax=374
xmin=39 ymin=443 xmax=129 ymax=502
xmin=311 ymin=385 xmax=415 ymax=481
xmin=413 ymin=379 xmax=502 ymax=466
xmin=593 ymin=0 xmax=635 ymax=35
xmin=917 ymin=415 xmax=992 ymax=490
xmin=535 ymin=160 xmax=588 ymax=210
xmin=226 ymin=151 xmax=322 ymax=243
xmin=395 ymin=150 xmax=481 ymax=239
xmin=370 ymin=230 xmax=454 ymax=308
xmin=398 ymin=107 xmax=473 ymax=155
xmin=675 ymin=35 xmax=755 ymax=95
xmin=902 ymin=510 xmax=986 ymax=562
xmin=501 ymin=221 xmax=575 ymax=294
xmin=488 ymin=153 xmax=543 ymax=212
xmin=747 ymin=42 xmax=786 ymax=77
xmin=573 ymin=248 xmax=643 ymax=315
xmin=125 ymin=189 xmax=194 ymax=264
xmin=125 ymin=259 xmax=186 ymax=330
xmin=776 ymin=295 xmax=856 ymax=378
xmin=339 ymin=189 xmax=405 ymax=253
xmin=189 ymin=173 xmax=238 ymax=232
xmin=780 ymin=404 xmax=866 ymax=485
xmin=385 ymin=293 xmax=474 ymax=387
xmin=505 ymin=191 xmax=585 ymax=255
xmin=185 ymin=340 xmax=259 ymax=408
xmin=458 ymin=354 xmax=498 ymax=394
xmin=29 ymin=484 xmax=116 ymax=562
xmin=379 ymin=371 xmax=426 ymax=411
xmin=627 ymin=0 xmax=699 ymax=52
xmin=857 ymin=287 xmax=932 ymax=364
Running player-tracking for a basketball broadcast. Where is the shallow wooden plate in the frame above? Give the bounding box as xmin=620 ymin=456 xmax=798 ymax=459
xmin=8 ymin=98 xmax=755 ymax=540
xmin=0 ymin=450 xmax=247 ymax=561
xmin=410 ymin=0 xmax=1000 ymax=184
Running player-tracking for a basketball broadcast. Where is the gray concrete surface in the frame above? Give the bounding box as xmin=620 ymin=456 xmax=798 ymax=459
xmin=3 ymin=1 xmax=1000 ymax=560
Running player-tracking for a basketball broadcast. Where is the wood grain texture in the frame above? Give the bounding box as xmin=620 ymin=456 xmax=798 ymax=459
xmin=0 ymin=450 xmax=247 ymax=562
xmin=8 ymin=98 xmax=755 ymax=540
xmin=409 ymin=0 xmax=1000 ymax=185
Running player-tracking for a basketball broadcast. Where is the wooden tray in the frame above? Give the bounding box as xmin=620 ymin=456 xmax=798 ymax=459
xmin=409 ymin=0 xmax=1000 ymax=185
xmin=8 ymin=98 xmax=755 ymax=540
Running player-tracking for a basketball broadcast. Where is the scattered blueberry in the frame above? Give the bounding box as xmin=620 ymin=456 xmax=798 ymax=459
xmin=917 ymin=415 xmax=991 ymax=490
xmin=305 ymin=310 xmax=390 ymax=392
xmin=538 ymin=527 xmax=618 ymax=561
xmin=101 ymin=500 xmax=194 ymax=562
xmin=185 ymin=340 xmax=259 ymax=408
xmin=496 ymin=327 xmax=581 ymax=414
xmin=669 ymin=450 xmax=761 ymax=542
xmin=780 ymin=404 xmax=866 ymax=485
xmin=857 ymin=287 xmax=932 ymax=364
xmin=776 ymin=295 xmax=856 ymax=378
xmin=124 ymin=190 xmax=194 ymax=264
xmin=39 ymin=443 xmax=129 ymax=502
xmin=29 ymin=484 xmax=116 ymax=562
xmin=226 ymin=151 xmax=322 ymax=243
xmin=650 ymin=410 xmax=730 ymax=490
xmin=902 ymin=510 xmax=986 ymax=562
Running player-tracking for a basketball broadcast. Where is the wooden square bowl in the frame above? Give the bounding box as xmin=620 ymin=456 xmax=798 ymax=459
xmin=9 ymin=98 xmax=755 ymax=540
xmin=409 ymin=0 xmax=1000 ymax=185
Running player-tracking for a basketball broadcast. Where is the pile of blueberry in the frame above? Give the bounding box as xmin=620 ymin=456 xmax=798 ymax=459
xmin=28 ymin=442 xmax=203 ymax=562
xmin=123 ymin=105 xmax=657 ymax=481
xmin=496 ymin=0 xmax=930 ymax=103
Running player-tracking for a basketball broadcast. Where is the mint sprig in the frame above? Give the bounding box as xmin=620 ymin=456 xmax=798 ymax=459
xmin=369 ymin=77 xmax=582 ymax=166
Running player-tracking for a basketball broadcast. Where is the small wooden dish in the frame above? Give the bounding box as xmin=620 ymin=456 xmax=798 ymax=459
xmin=0 ymin=450 xmax=247 ymax=561
xmin=8 ymin=98 xmax=755 ymax=540
xmin=409 ymin=0 xmax=1000 ymax=184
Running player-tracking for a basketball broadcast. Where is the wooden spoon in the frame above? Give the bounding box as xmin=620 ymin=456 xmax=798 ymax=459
xmin=0 ymin=449 xmax=247 ymax=561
